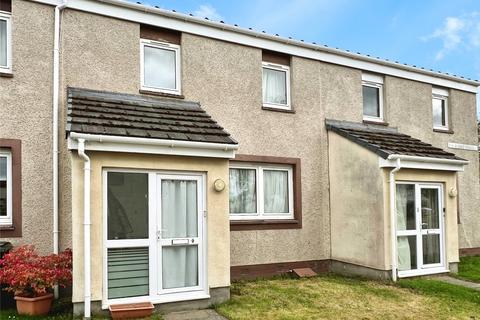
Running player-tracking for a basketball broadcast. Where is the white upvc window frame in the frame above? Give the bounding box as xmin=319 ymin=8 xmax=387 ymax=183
xmin=0 ymin=11 xmax=12 ymax=74
xmin=262 ymin=62 xmax=291 ymax=110
xmin=0 ymin=149 xmax=12 ymax=226
xmin=229 ymin=163 xmax=294 ymax=220
xmin=432 ymin=88 xmax=449 ymax=131
xmin=362 ymin=73 xmax=384 ymax=122
xmin=102 ymin=169 xmax=208 ymax=309
xmin=140 ymin=39 xmax=181 ymax=95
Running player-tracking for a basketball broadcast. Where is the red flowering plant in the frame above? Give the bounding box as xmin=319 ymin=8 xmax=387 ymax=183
xmin=0 ymin=245 xmax=72 ymax=297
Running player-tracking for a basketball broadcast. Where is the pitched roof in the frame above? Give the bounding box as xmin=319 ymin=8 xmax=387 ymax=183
xmin=66 ymin=88 xmax=237 ymax=145
xmin=326 ymin=119 xmax=465 ymax=161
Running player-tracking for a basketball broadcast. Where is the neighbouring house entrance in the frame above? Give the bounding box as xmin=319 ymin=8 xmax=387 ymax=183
xmin=104 ymin=170 xmax=206 ymax=306
xmin=396 ymin=183 xmax=445 ymax=277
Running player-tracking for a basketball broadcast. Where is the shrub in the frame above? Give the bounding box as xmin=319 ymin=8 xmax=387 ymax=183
xmin=0 ymin=245 xmax=72 ymax=297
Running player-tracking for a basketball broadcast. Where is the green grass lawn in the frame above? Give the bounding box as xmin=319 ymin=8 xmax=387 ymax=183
xmin=456 ymin=255 xmax=480 ymax=283
xmin=216 ymin=275 xmax=480 ymax=320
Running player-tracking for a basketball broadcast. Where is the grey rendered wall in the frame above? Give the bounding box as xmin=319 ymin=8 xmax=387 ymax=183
xmin=0 ymin=0 xmax=54 ymax=254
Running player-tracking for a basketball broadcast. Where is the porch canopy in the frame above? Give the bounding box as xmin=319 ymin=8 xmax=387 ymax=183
xmin=325 ymin=119 xmax=467 ymax=171
xmin=66 ymin=87 xmax=238 ymax=158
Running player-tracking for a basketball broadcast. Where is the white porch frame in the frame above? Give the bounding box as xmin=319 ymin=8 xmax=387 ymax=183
xmin=101 ymin=168 xmax=208 ymax=309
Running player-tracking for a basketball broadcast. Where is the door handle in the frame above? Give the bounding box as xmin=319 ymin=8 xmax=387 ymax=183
xmin=156 ymin=230 xmax=161 ymax=240
xmin=421 ymin=223 xmax=428 ymax=229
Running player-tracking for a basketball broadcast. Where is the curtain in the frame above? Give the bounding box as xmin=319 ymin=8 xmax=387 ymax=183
xmin=0 ymin=20 xmax=6 ymax=67
xmin=262 ymin=68 xmax=287 ymax=104
xmin=264 ymin=170 xmax=288 ymax=213
xmin=229 ymin=169 xmax=256 ymax=213
xmin=161 ymin=180 xmax=198 ymax=289
xmin=396 ymin=185 xmax=411 ymax=271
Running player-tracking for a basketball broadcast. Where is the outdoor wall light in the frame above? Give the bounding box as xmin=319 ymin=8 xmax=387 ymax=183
xmin=448 ymin=187 xmax=458 ymax=198
xmin=214 ymin=179 xmax=226 ymax=192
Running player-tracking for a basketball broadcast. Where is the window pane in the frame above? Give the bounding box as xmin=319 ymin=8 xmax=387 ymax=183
xmin=144 ymin=45 xmax=176 ymax=90
xmin=162 ymin=246 xmax=198 ymax=289
xmin=421 ymin=188 xmax=439 ymax=229
xmin=398 ymin=235 xmax=417 ymax=271
xmin=362 ymin=85 xmax=380 ymax=118
xmin=0 ymin=20 xmax=6 ymax=67
xmin=262 ymin=67 xmax=287 ymax=105
xmin=161 ymin=180 xmax=197 ymax=239
xmin=0 ymin=156 xmax=6 ymax=217
xmin=396 ymin=184 xmax=416 ymax=231
xmin=229 ymin=168 xmax=257 ymax=214
xmin=432 ymin=98 xmax=446 ymax=127
xmin=263 ymin=170 xmax=289 ymax=214
xmin=107 ymin=172 xmax=148 ymax=240
xmin=423 ymin=234 xmax=441 ymax=265
xmin=108 ymin=247 xmax=149 ymax=299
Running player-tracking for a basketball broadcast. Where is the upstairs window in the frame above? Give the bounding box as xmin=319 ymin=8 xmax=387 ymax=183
xmin=362 ymin=73 xmax=384 ymax=122
xmin=229 ymin=163 xmax=294 ymax=220
xmin=432 ymin=88 xmax=449 ymax=130
xmin=0 ymin=1 xmax=12 ymax=73
xmin=262 ymin=50 xmax=291 ymax=110
xmin=0 ymin=149 xmax=12 ymax=226
xmin=141 ymin=40 xmax=181 ymax=95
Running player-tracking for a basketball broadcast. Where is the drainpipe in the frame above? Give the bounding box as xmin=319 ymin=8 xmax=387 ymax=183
xmin=389 ymin=158 xmax=401 ymax=282
xmin=52 ymin=0 xmax=68 ymax=299
xmin=77 ymin=139 xmax=91 ymax=319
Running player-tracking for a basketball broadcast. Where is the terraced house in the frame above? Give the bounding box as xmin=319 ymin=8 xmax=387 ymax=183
xmin=1 ymin=0 xmax=479 ymax=317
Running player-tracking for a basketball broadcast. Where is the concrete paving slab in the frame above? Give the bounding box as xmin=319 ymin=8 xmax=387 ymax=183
xmin=163 ymin=309 xmax=227 ymax=320
xmin=434 ymin=276 xmax=480 ymax=291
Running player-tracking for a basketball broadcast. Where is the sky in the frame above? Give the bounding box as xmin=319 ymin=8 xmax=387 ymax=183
xmin=129 ymin=0 xmax=480 ymax=119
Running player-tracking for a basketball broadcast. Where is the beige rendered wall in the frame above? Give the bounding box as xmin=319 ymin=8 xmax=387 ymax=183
xmin=0 ymin=0 xmax=54 ymax=254
xmin=328 ymin=132 xmax=387 ymax=270
xmin=382 ymin=168 xmax=460 ymax=268
xmin=71 ymin=152 xmax=230 ymax=303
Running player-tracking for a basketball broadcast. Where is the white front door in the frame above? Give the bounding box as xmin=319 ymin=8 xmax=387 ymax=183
xmin=156 ymin=174 xmax=205 ymax=295
xmin=396 ymin=183 xmax=445 ymax=277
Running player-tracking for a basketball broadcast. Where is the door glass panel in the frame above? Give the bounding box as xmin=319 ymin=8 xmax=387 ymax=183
xmin=423 ymin=234 xmax=441 ymax=265
xmin=397 ymin=236 xmax=417 ymax=271
xmin=108 ymin=172 xmax=149 ymax=240
xmin=421 ymin=188 xmax=439 ymax=229
xmin=396 ymin=184 xmax=416 ymax=230
xmin=162 ymin=246 xmax=198 ymax=289
xmin=161 ymin=180 xmax=198 ymax=238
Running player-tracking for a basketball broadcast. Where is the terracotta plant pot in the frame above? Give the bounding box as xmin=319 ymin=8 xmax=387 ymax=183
xmin=109 ymin=302 xmax=154 ymax=319
xmin=14 ymin=293 xmax=54 ymax=316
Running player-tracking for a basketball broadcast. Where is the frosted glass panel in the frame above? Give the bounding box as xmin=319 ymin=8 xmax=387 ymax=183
xmin=162 ymin=246 xmax=198 ymax=289
xmin=144 ymin=45 xmax=176 ymax=90
xmin=108 ymin=247 xmax=149 ymax=299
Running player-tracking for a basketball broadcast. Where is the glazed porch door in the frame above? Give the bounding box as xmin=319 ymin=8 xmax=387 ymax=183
xmin=396 ymin=183 xmax=444 ymax=276
xmin=156 ymin=174 xmax=204 ymax=295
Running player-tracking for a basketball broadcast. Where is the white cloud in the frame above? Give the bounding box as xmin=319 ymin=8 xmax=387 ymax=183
xmin=194 ymin=4 xmax=223 ymax=21
xmin=424 ymin=13 xmax=480 ymax=61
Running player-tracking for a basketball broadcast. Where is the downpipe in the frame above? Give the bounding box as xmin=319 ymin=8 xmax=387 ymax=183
xmin=389 ymin=158 xmax=401 ymax=282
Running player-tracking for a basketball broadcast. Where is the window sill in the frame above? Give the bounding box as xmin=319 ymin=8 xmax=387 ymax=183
xmin=0 ymin=71 xmax=13 ymax=78
xmin=363 ymin=119 xmax=388 ymax=126
xmin=261 ymin=106 xmax=295 ymax=114
xmin=0 ymin=225 xmax=15 ymax=231
xmin=433 ymin=128 xmax=454 ymax=134
xmin=230 ymin=219 xmax=301 ymax=231
xmin=139 ymin=89 xmax=184 ymax=99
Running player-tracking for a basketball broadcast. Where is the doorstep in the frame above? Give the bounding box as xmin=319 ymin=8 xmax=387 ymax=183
xmin=163 ymin=309 xmax=227 ymax=320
